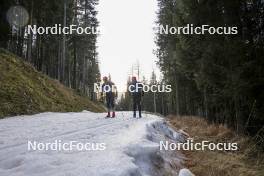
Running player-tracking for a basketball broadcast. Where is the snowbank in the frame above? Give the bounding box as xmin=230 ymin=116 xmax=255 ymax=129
xmin=0 ymin=111 xmax=193 ymax=176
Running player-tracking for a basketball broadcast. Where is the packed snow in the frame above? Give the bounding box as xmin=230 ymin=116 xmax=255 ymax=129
xmin=0 ymin=111 xmax=193 ymax=176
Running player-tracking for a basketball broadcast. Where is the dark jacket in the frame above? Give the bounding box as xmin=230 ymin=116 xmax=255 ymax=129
xmin=102 ymin=81 xmax=117 ymax=98
xmin=130 ymin=81 xmax=144 ymax=99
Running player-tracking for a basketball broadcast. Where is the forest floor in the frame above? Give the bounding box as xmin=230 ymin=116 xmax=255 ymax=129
xmin=169 ymin=116 xmax=264 ymax=176
xmin=0 ymin=49 xmax=104 ymax=118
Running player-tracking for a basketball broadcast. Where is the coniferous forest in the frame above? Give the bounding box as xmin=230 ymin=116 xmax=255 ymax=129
xmin=0 ymin=0 xmax=100 ymax=99
xmin=154 ymin=0 xmax=264 ymax=135
xmin=118 ymin=0 xmax=264 ymax=137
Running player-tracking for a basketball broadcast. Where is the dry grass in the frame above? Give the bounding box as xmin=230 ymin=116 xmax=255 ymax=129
xmin=168 ymin=116 xmax=264 ymax=176
xmin=0 ymin=49 xmax=105 ymax=118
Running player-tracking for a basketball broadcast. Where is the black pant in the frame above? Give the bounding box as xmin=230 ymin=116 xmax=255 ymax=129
xmin=106 ymin=95 xmax=115 ymax=111
xmin=133 ymin=96 xmax=141 ymax=117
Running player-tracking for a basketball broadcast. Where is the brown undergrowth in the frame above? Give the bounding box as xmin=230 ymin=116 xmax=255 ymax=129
xmin=168 ymin=116 xmax=264 ymax=176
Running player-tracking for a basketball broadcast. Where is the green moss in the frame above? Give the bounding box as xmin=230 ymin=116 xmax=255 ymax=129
xmin=0 ymin=49 xmax=104 ymax=118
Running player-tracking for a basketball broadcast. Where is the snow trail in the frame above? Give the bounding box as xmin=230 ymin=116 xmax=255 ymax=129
xmin=0 ymin=111 xmax=191 ymax=176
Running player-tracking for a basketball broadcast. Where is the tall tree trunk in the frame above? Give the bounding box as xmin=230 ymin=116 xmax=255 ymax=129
xmin=203 ymin=86 xmax=208 ymax=120
xmin=62 ymin=0 xmax=67 ymax=83
xmin=72 ymin=39 xmax=77 ymax=89
xmin=174 ymin=72 xmax=180 ymax=116
xmin=26 ymin=0 xmax=33 ymax=62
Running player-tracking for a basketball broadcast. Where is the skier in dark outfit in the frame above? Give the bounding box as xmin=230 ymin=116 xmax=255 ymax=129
xmin=102 ymin=76 xmax=117 ymax=118
xmin=130 ymin=76 xmax=144 ymax=118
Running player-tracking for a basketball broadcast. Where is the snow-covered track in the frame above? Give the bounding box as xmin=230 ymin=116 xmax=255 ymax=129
xmin=0 ymin=111 xmax=191 ymax=176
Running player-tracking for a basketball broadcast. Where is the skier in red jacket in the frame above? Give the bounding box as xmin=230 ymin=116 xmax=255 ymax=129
xmin=101 ymin=76 xmax=117 ymax=118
